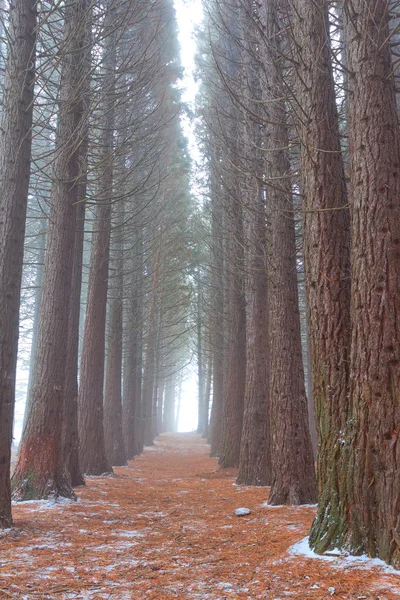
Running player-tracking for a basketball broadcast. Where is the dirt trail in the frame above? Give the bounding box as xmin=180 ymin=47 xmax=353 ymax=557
xmin=1 ymin=433 xmax=399 ymax=599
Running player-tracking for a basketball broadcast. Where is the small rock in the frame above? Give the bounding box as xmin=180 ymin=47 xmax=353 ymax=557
xmin=235 ymin=507 xmax=251 ymax=517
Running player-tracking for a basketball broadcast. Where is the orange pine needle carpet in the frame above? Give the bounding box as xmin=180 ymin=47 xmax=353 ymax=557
xmin=1 ymin=433 xmax=399 ymax=599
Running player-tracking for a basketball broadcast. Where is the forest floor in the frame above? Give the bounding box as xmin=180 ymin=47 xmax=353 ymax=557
xmin=1 ymin=433 xmax=400 ymax=600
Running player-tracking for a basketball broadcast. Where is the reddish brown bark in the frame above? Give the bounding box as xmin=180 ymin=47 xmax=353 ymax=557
xmin=0 ymin=0 xmax=36 ymax=523
xmin=288 ymin=0 xmax=351 ymax=549
xmin=237 ymin=185 xmax=270 ymax=485
xmin=78 ymin=28 xmax=116 ymax=476
xmin=237 ymin=1 xmax=271 ymax=487
xmin=264 ymin=0 xmax=316 ymax=505
xmin=12 ymin=0 xmax=90 ymax=501
xmin=63 ymin=199 xmax=86 ymax=487
xmin=344 ymin=0 xmax=400 ymax=565
xmin=63 ymin=13 xmax=92 ymax=487
xmin=219 ymin=186 xmax=246 ymax=469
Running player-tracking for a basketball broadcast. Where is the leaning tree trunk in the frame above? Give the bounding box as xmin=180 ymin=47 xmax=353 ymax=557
xmin=264 ymin=0 xmax=316 ymax=505
xmin=288 ymin=0 xmax=351 ymax=550
xmin=12 ymin=0 xmax=90 ymax=501
xmin=78 ymin=26 xmax=116 ymax=476
xmin=344 ymin=0 xmax=400 ymax=566
xmin=0 ymin=0 xmax=36 ymax=525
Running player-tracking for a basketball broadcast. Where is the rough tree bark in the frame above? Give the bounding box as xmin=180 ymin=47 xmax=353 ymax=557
xmin=63 ymin=195 xmax=86 ymax=487
xmin=63 ymin=9 xmax=92 ymax=487
xmin=264 ymin=0 xmax=316 ymax=505
xmin=13 ymin=0 xmax=90 ymax=501
xmin=288 ymin=0 xmax=351 ymax=550
xmin=0 ymin=0 xmax=36 ymax=524
xmin=344 ymin=0 xmax=400 ymax=565
xmin=237 ymin=174 xmax=270 ymax=485
xmin=78 ymin=22 xmax=116 ymax=476
xmin=237 ymin=1 xmax=271 ymax=486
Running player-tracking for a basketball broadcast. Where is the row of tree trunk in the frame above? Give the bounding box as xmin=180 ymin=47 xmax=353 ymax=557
xmin=199 ymin=0 xmax=400 ymax=567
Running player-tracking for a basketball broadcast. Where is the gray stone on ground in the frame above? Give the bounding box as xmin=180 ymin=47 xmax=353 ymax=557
xmin=235 ymin=507 xmax=251 ymax=517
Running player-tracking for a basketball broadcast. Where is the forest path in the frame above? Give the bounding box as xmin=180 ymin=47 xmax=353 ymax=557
xmin=1 ymin=433 xmax=399 ymax=599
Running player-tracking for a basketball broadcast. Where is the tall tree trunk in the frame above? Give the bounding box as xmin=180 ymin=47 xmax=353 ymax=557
xmin=63 ymin=198 xmax=86 ymax=487
xmin=202 ymin=354 xmax=212 ymax=439
xmin=264 ymin=0 xmax=316 ymax=505
xmin=196 ymin=274 xmax=204 ymax=433
xmin=237 ymin=2 xmax=271 ymax=486
xmin=142 ymin=228 xmax=162 ymax=446
xmin=62 ymin=11 xmax=92 ymax=488
xmin=219 ymin=184 xmax=246 ymax=469
xmin=288 ymin=0 xmax=351 ymax=550
xmin=304 ymin=315 xmax=317 ymax=458
xmin=344 ymin=0 xmax=400 ymax=565
xmin=157 ymin=378 xmax=165 ymax=434
xmin=164 ymin=376 xmax=176 ymax=433
xmin=104 ymin=200 xmax=127 ymax=466
xmin=23 ymin=231 xmax=45 ymax=432
xmin=0 ymin=0 xmax=36 ymax=524
xmin=175 ymin=371 xmax=182 ymax=432
xmin=13 ymin=0 xmax=90 ymax=501
xmin=78 ymin=24 xmax=116 ymax=476
xmin=237 ymin=172 xmax=270 ymax=484
xmin=122 ymin=214 xmax=144 ymax=458
xmin=123 ymin=241 xmax=141 ymax=459
xmin=209 ymin=183 xmax=224 ymax=457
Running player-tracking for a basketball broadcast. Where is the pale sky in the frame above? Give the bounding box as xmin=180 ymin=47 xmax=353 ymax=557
xmin=174 ymin=0 xmax=204 ymax=432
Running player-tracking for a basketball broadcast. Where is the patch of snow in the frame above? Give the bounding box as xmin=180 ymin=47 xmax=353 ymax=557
xmin=289 ymin=537 xmax=400 ymax=574
xmin=116 ymin=531 xmax=144 ymax=538
xmin=261 ymin=502 xmax=317 ymax=509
